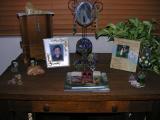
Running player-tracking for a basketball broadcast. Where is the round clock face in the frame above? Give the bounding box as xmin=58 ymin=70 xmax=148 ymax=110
xmin=75 ymin=2 xmax=95 ymax=27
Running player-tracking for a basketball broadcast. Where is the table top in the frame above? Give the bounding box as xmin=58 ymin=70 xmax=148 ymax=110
xmin=0 ymin=54 xmax=160 ymax=101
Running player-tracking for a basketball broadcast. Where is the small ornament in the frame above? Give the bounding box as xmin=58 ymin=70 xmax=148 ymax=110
xmin=11 ymin=60 xmax=19 ymax=73
xmin=27 ymin=59 xmax=45 ymax=76
xmin=129 ymin=74 xmax=136 ymax=82
xmin=30 ymin=58 xmax=37 ymax=66
xmin=28 ymin=113 xmax=33 ymax=120
xmin=76 ymin=37 xmax=92 ymax=55
xmin=25 ymin=0 xmax=49 ymax=15
xmin=135 ymin=47 xmax=151 ymax=87
xmin=139 ymin=47 xmax=151 ymax=69
xmin=8 ymin=78 xmax=16 ymax=85
xmin=137 ymin=71 xmax=146 ymax=86
xmin=129 ymin=74 xmax=145 ymax=88
xmin=88 ymin=53 xmax=97 ymax=71
xmin=9 ymin=60 xmax=23 ymax=86
xmin=15 ymin=74 xmax=23 ymax=86
xmin=8 ymin=74 xmax=23 ymax=86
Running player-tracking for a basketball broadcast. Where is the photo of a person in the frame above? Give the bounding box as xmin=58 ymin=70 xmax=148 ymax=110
xmin=116 ymin=45 xmax=130 ymax=58
xmin=43 ymin=38 xmax=69 ymax=68
xmin=50 ymin=45 xmax=63 ymax=61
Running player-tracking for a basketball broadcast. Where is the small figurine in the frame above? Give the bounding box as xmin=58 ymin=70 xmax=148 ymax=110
xmin=25 ymin=0 xmax=49 ymax=15
xmin=27 ymin=59 xmax=45 ymax=76
xmin=8 ymin=78 xmax=16 ymax=85
xmin=25 ymin=1 xmax=34 ymax=15
xmin=15 ymin=74 xmax=23 ymax=86
xmin=8 ymin=60 xmax=23 ymax=86
xmin=28 ymin=113 xmax=33 ymax=120
xmin=129 ymin=74 xmax=145 ymax=88
xmin=30 ymin=58 xmax=37 ymax=66
xmin=11 ymin=60 xmax=19 ymax=73
xmin=129 ymin=74 xmax=136 ymax=82
xmin=88 ymin=53 xmax=97 ymax=71
xmin=93 ymin=71 xmax=101 ymax=84
xmin=8 ymin=74 xmax=23 ymax=86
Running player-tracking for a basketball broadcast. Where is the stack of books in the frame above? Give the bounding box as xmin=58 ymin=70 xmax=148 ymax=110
xmin=64 ymin=71 xmax=110 ymax=92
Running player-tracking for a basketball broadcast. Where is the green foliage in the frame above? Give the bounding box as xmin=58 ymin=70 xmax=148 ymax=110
xmin=96 ymin=18 xmax=153 ymax=40
xmin=96 ymin=18 xmax=160 ymax=74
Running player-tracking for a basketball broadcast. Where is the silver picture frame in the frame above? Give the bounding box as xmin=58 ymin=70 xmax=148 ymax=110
xmin=43 ymin=37 xmax=70 ymax=68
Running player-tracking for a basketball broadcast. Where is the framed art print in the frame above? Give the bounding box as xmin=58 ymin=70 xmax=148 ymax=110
xmin=43 ymin=37 xmax=69 ymax=68
xmin=110 ymin=38 xmax=141 ymax=72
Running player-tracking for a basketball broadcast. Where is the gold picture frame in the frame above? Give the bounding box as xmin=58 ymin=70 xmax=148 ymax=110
xmin=110 ymin=38 xmax=141 ymax=72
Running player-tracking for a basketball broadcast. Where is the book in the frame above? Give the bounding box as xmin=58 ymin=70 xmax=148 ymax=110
xmin=64 ymin=71 xmax=110 ymax=92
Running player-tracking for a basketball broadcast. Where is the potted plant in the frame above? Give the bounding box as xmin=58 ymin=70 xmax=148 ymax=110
xmin=96 ymin=18 xmax=160 ymax=75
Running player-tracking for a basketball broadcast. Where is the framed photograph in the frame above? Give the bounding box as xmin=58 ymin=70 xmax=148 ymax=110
xmin=110 ymin=38 xmax=141 ymax=72
xmin=43 ymin=37 xmax=69 ymax=68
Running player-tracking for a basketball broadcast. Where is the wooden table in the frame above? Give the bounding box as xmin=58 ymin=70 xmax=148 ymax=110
xmin=0 ymin=54 xmax=160 ymax=119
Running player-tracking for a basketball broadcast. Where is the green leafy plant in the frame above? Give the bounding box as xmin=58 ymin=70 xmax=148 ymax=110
xmin=96 ymin=18 xmax=160 ymax=74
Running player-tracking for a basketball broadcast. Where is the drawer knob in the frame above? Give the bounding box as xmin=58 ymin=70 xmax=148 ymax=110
xmin=43 ymin=104 xmax=50 ymax=112
xmin=112 ymin=105 xmax=118 ymax=113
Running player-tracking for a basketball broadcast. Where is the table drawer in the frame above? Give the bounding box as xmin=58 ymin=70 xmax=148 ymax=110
xmin=129 ymin=101 xmax=153 ymax=112
xmin=32 ymin=101 xmax=129 ymax=112
xmin=105 ymin=101 xmax=129 ymax=112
